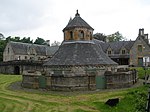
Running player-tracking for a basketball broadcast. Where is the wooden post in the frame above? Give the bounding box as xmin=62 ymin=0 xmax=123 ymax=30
xmin=146 ymin=89 xmax=150 ymax=112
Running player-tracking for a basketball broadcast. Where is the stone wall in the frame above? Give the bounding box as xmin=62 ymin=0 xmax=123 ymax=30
xmin=105 ymin=70 xmax=137 ymax=89
xmin=44 ymin=66 xmax=109 ymax=91
xmin=64 ymin=28 xmax=93 ymax=41
xmin=49 ymin=75 xmax=96 ymax=91
xmin=22 ymin=71 xmax=41 ymax=89
xmin=0 ymin=60 xmax=43 ymax=75
xmin=21 ymin=66 xmax=137 ymax=91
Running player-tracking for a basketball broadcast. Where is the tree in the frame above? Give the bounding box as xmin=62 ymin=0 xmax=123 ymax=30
xmin=34 ymin=37 xmax=46 ymax=45
xmin=0 ymin=40 xmax=7 ymax=61
xmin=93 ymin=33 xmax=107 ymax=42
xmin=21 ymin=37 xmax=33 ymax=43
xmin=0 ymin=33 xmax=5 ymax=40
xmin=107 ymin=31 xmax=126 ymax=42
xmin=51 ymin=41 xmax=61 ymax=46
xmin=5 ymin=36 xmax=21 ymax=42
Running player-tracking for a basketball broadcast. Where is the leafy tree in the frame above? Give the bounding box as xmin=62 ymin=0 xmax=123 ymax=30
xmin=5 ymin=36 xmax=21 ymax=42
xmin=107 ymin=31 xmax=126 ymax=42
xmin=21 ymin=37 xmax=33 ymax=43
xmin=0 ymin=33 xmax=5 ymax=40
xmin=51 ymin=41 xmax=61 ymax=46
xmin=93 ymin=32 xmax=126 ymax=42
xmin=0 ymin=40 xmax=7 ymax=61
xmin=93 ymin=33 xmax=107 ymax=42
xmin=34 ymin=37 xmax=46 ymax=45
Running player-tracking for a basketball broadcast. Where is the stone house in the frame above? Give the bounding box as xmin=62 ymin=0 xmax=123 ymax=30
xmin=98 ymin=28 xmax=150 ymax=66
xmin=130 ymin=29 xmax=150 ymax=66
xmin=3 ymin=41 xmax=59 ymax=62
xmin=0 ymin=41 xmax=59 ymax=75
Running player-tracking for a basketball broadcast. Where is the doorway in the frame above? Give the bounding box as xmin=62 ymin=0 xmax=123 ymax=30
xmin=96 ymin=75 xmax=106 ymax=89
xmin=14 ymin=66 xmax=20 ymax=75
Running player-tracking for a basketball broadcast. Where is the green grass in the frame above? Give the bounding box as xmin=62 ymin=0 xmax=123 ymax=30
xmin=0 ymin=74 xmax=148 ymax=112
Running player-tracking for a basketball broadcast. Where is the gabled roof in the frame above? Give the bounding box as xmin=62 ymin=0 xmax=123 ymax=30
xmin=63 ymin=10 xmax=94 ymax=31
xmin=94 ymin=40 xmax=134 ymax=54
xmin=135 ymin=35 xmax=150 ymax=47
xmin=8 ymin=41 xmax=59 ymax=56
xmin=44 ymin=41 xmax=117 ymax=66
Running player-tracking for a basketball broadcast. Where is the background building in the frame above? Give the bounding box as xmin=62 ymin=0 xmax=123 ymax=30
xmin=3 ymin=41 xmax=59 ymax=62
xmin=97 ymin=28 xmax=150 ymax=66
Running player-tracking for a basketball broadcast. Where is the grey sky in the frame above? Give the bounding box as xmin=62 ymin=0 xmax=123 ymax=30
xmin=0 ymin=0 xmax=150 ymax=43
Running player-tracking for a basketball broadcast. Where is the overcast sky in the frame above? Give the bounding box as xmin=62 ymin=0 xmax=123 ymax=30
xmin=0 ymin=0 xmax=150 ymax=43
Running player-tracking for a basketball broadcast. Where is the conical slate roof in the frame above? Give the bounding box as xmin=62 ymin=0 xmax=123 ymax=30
xmin=63 ymin=10 xmax=94 ymax=31
xmin=44 ymin=41 xmax=117 ymax=66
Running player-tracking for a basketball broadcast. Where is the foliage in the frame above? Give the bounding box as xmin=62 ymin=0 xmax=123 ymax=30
xmin=93 ymin=33 xmax=107 ymax=42
xmin=107 ymin=31 xmax=126 ymax=42
xmin=34 ymin=37 xmax=46 ymax=45
xmin=93 ymin=86 xmax=148 ymax=112
xmin=93 ymin=31 xmax=127 ymax=42
xmin=0 ymin=40 xmax=7 ymax=61
xmin=21 ymin=37 xmax=33 ymax=43
xmin=130 ymin=67 xmax=150 ymax=79
xmin=125 ymin=87 xmax=147 ymax=112
xmin=0 ymin=33 xmax=5 ymax=40
xmin=6 ymin=36 xmax=33 ymax=43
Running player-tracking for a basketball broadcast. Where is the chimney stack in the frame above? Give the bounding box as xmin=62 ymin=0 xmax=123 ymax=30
xmin=139 ymin=28 xmax=144 ymax=36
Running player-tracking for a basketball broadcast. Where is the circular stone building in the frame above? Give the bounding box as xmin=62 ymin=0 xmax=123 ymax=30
xmin=44 ymin=10 xmax=117 ymax=91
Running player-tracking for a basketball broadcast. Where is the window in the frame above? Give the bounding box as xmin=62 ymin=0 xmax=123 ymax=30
xmin=138 ymin=58 xmax=143 ymax=66
xmin=108 ymin=50 xmax=112 ymax=55
xmin=18 ymin=56 xmax=21 ymax=60
xmin=79 ymin=31 xmax=84 ymax=40
xmin=25 ymin=56 xmax=27 ymax=60
xmin=31 ymin=48 xmax=36 ymax=55
xmin=70 ymin=31 xmax=73 ymax=40
xmin=122 ymin=50 xmax=126 ymax=54
xmin=138 ymin=45 xmax=142 ymax=52
xmin=90 ymin=32 xmax=92 ymax=40
xmin=8 ymin=48 xmax=9 ymax=54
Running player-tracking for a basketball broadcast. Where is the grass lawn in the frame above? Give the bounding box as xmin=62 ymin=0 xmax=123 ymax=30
xmin=0 ymin=74 xmax=148 ymax=112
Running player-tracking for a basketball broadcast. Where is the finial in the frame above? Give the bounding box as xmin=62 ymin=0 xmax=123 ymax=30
xmin=75 ymin=10 xmax=80 ymax=17
xmin=68 ymin=17 xmax=72 ymax=24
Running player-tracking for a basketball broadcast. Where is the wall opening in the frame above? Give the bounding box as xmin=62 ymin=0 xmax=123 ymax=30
xmin=14 ymin=66 xmax=20 ymax=75
xmin=70 ymin=31 xmax=73 ymax=40
xmin=79 ymin=30 xmax=84 ymax=40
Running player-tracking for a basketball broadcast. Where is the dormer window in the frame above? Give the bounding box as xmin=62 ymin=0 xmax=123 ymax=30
xmin=122 ymin=50 xmax=126 ymax=54
xmin=108 ymin=50 xmax=112 ymax=55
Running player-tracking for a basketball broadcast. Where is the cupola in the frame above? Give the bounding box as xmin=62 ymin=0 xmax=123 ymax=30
xmin=63 ymin=10 xmax=94 ymax=41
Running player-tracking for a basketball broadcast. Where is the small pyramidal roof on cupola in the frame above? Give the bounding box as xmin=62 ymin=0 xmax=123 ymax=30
xmin=63 ymin=10 xmax=94 ymax=31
